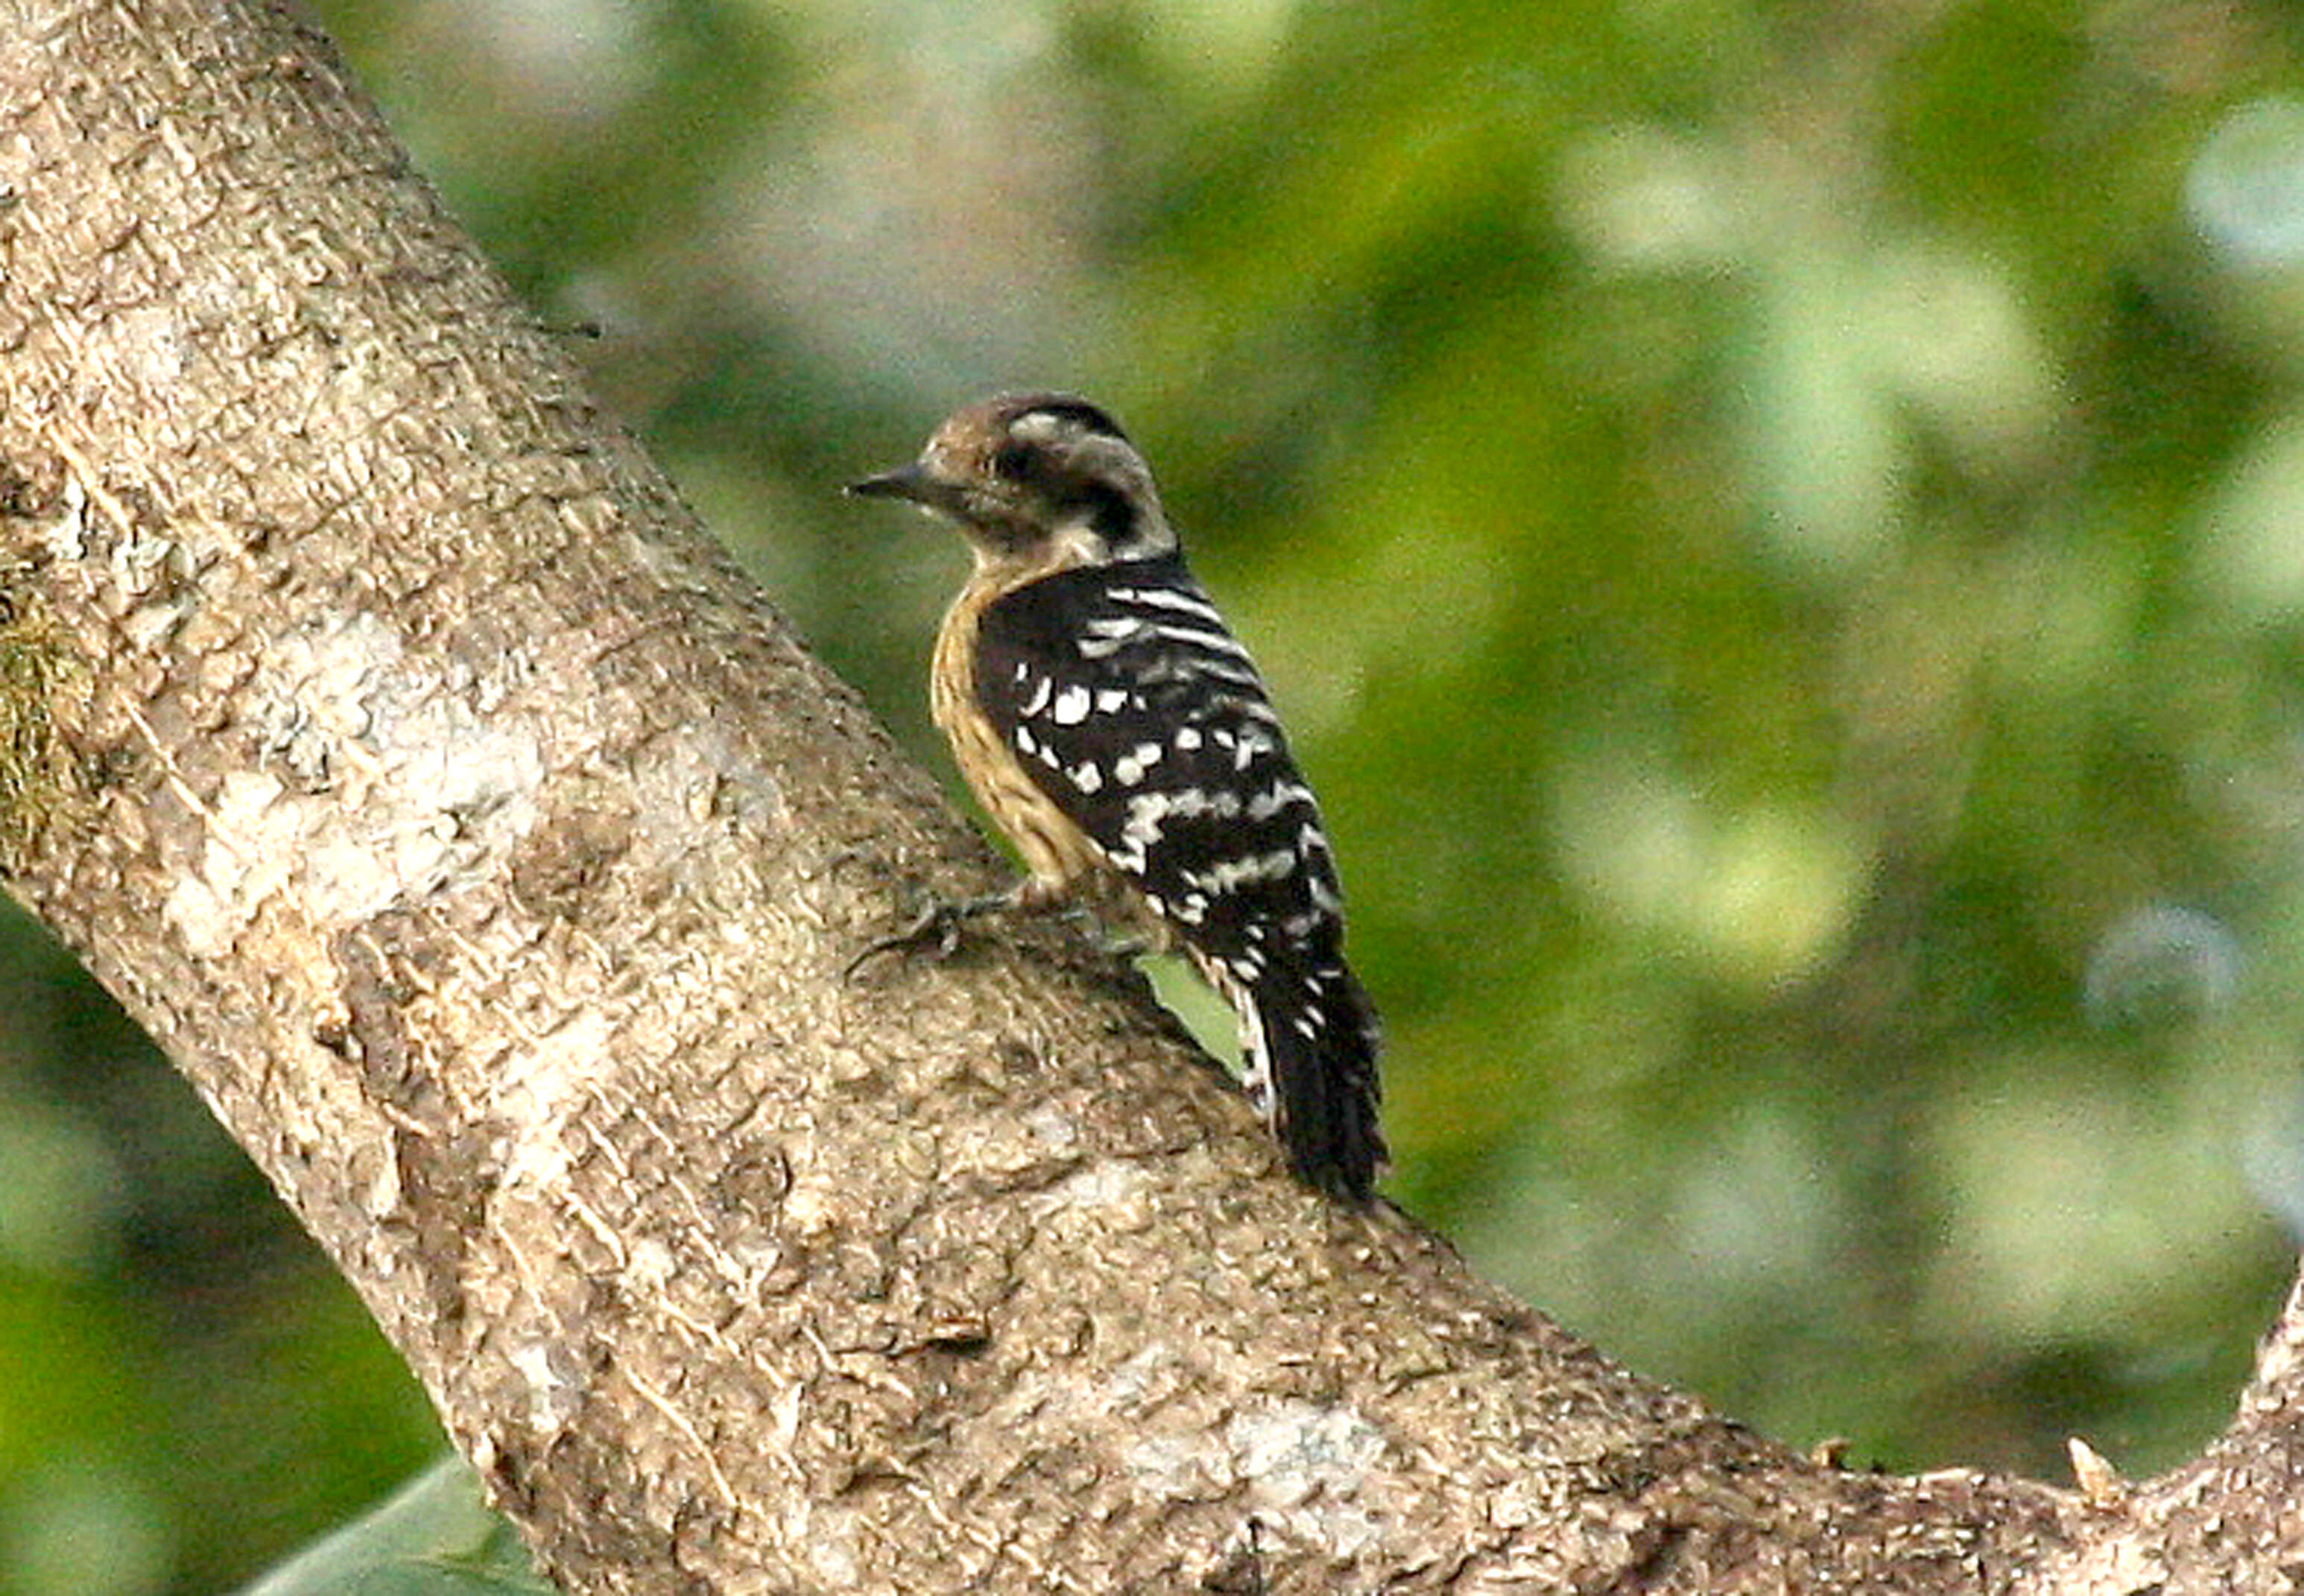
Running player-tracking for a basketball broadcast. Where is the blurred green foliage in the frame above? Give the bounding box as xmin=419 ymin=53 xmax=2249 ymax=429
xmin=7 ymin=0 xmax=2304 ymax=1588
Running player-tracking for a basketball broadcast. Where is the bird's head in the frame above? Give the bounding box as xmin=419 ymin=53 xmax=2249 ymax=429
xmin=849 ymin=393 xmax=1177 ymax=571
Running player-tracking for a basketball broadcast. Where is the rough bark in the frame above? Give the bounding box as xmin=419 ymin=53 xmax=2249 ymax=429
xmin=0 ymin=1 xmax=2297 ymax=1592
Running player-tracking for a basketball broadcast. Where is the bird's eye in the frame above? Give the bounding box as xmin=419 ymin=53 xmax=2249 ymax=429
xmin=990 ymin=441 xmax=1034 ymax=481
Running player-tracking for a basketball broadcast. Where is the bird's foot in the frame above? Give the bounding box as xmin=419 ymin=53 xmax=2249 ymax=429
xmin=844 ymin=890 xmax=1016 ymax=979
xmin=1093 ymin=928 xmax=1156 ymax=959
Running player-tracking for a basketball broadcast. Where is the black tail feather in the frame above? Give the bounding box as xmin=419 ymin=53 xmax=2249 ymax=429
xmin=1256 ymin=963 xmax=1386 ymax=1200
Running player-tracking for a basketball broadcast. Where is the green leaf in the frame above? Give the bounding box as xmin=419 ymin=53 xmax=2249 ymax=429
xmin=234 ymin=1457 xmax=554 ymax=1596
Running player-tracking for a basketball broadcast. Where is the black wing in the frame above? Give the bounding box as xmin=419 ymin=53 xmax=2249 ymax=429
xmin=975 ymin=553 xmax=1386 ymax=1197
xmin=972 ymin=551 xmax=1346 ymax=983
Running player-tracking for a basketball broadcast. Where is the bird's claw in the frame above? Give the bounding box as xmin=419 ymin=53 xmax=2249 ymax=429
xmin=844 ymin=892 xmax=1009 ymax=980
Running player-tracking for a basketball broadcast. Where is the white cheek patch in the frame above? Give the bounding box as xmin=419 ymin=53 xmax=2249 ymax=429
xmin=1010 ymin=410 xmax=1071 ymax=446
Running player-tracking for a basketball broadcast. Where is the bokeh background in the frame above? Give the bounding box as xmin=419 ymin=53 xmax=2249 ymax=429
xmin=8 ymin=0 xmax=2304 ymax=1589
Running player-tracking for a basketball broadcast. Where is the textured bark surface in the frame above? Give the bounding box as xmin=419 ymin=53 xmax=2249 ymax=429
xmin=1 ymin=1 xmax=2299 ymax=1592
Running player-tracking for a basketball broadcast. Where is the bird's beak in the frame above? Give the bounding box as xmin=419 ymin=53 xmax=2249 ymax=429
xmin=846 ymin=462 xmax=938 ymax=504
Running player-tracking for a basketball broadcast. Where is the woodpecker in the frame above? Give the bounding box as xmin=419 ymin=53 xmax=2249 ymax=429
xmin=849 ymin=392 xmax=1386 ymax=1200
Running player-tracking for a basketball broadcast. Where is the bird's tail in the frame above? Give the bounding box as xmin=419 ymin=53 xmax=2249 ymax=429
xmin=1241 ymin=958 xmax=1386 ymax=1200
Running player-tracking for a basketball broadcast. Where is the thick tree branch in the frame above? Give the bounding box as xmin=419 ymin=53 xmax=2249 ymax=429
xmin=1 ymin=1 xmax=2296 ymax=1591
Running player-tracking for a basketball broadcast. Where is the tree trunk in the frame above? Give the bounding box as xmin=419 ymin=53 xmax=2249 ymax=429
xmin=0 ymin=1 xmax=2296 ymax=1590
